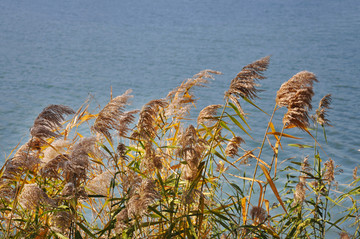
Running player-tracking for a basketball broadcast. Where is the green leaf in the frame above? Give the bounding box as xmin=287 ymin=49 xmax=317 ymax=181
xmin=228 ymin=102 xmax=251 ymax=130
xmin=225 ymin=112 xmax=253 ymax=139
xmin=243 ymin=96 xmax=269 ymax=115
xmin=76 ymin=222 xmax=97 ymax=238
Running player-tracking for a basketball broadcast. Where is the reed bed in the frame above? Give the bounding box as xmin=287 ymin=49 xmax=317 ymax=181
xmin=0 ymin=57 xmax=359 ymax=238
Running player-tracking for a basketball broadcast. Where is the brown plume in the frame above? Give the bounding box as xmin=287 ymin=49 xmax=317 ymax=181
xmin=225 ymin=56 xmax=270 ymax=114
xmin=93 ymin=89 xmax=133 ymax=141
xmin=197 ymin=104 xmax=222 ymax=125
xmin=30 ymin=105 xmax=75 ymax=139
xmin=132 ymin=99 xmax=168 ymax=140
xmin=225 ymin=136 xmax=245 ymax=158
xmin=315 ymin=94 xmax=332 ymax=126
xmin=276 ymin=71 xmax=318 ymax=130
xmin=166 ymin=70 xmax=221 ymax=118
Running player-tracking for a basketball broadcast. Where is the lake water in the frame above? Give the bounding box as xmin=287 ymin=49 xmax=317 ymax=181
xmin=0 ymin=0 xmax=359 ymax=234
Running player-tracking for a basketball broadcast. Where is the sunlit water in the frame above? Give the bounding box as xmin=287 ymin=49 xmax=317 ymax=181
xmin=1 ymin=0 xmax=359 ymax=236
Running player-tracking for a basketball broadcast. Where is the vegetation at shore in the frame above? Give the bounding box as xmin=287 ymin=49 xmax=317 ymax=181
xmin=1 ymin=56 xmax=359 ymax=238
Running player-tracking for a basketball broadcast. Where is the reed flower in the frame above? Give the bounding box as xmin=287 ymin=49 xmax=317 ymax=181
xmin=51 ymin=211 xmax=72 ymax=234
xmin=225 ymin=136 xmax=245 ymax=158
xmin=30 ymin=105 xmax=75 ymax=139
xmin=276 ymin=71 xmax=317 ymax=130
xmin=127 ymin=179 xmax=159 ymax=217
xmin=0 ymin=182 xmax=15 ymax=202
xmin=132 ymin=99 xmax=168 ymax=140
xmin=3 ymin=141 xmax=40 ymax=178
xmin=225 ymin=56 xmax=270 ymax=114
xmin=42 ymin=139 xmax=70 ymax=164
xmin=250 ymin=206 xmax=267 ymax=224
xmin=178 ymin=125 xmax=207 ymax=180
xmin=86 ymin=170 xmax=114 ymax=196
xmin=293 ymin=182 xmax=306 ymax=206
xmin=141 ymin=143 xmax=163 ymax=172
xmin=166 ymin=70 xmax=221 ymax=118
xmin=40 ymin=154 xmax=69 ymax=179
xmin=353 ymin=167 xmax=358 ymax=181
xmin=64 ymin=137 xmax=97 ymax=185
xmin=18 ymin=183 xmax=55 ymax=210
xmin=315 ymin=94 xmax=332 ymax=126
xmin=115 ymin=208 xmax=129 ymax=233
xmin=93 ymin=89 xmax=133 ymax=140
xmin=324 ymin=159 xmax=335 ymax=184
xmin=120 ymin=169 xmax=142 ymax=196
xmin=197 ymin=104 xmax=222 ymax=126
xmin=117 ymin=110 xmax=139 ymax=137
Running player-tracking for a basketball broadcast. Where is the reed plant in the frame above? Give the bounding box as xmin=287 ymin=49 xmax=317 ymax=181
xmin=1 ymin=57 xmax=359 ymax=238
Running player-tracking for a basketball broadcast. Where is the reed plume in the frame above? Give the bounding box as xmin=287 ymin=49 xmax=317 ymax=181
xmin=178 ymin=125 xmax=207 ymax=180
xmin=117 ymin=110 xmax=139 ymax=137
xmin=276 ymin=71 xmax=318 ymax=130
xmin=166 ymin=70 xmax=221 ymax=118
xmin=324 ymin=159 xmax=335 ymax=184
xmin=18 ymin=183 xmax=55 ymax=210
xmin=132 ymin=99 xmax=168 ymax=140
xmin=225 ymin=136 xmax=245 ymax=158
xmin=250 ymin=206 xmax=267 ymax=224
xmin=3 ymin=141 xmax=40 ymax=178
xmin=93 ymin=89 xmax=133 ymax=141
xmin=197 ymin=104 xmax=222 ymax=125
xmin=51 ymin=211 xmax=72 ymax=234
xmin=30 ymin=105 xmax=75 ymax=139
xmin=127 ymin=179 xmax=159 ymax=217
xmin=64 ymin=137 xmax=97 ymax=185
xmin=225 ymin=56 xmax=270 ymax=114
xmin=293 ymin=182 xmax=306 ymax=206
xmin=115 ymin=208 xmax=129 ymax=233
xmin=42 ymin=139 xmax=70 ymax=164
xmin=86 ymin=170 xmax=114 ymax=196
xmin=315 ymin=94 xmax=332 ymax=126
xmin=141 ymin=142 xmax=163 ymax=172
xmin=40 ymin=154 xmax=69 ymax=179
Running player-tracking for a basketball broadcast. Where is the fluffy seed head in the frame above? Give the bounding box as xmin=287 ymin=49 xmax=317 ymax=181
xmin=225 ymin=136 xmax=245 ymax=158
xmin=19 ymin=183 xmax=55 ymax=210
xmin=166 ymin=70 xmax=221 ymax=119
xmin=225 ymin=56 xmax=270 ymax=114
xmin=250 ymin=206 xmax=267 ymax=224
xmin=197 ymin=104 xmax=222 ymax=125
xmin=315 ymin=94 xmax=332 ymax=126
xmin=30 ymin=105 xmax=75 ymax=139
xmin=86 ymin=170 xmax=114 ymax=196
xmin=93 ymin=89 xmax=133 ymax=141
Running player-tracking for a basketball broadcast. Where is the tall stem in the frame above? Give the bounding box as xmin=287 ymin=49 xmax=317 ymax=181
xmin=245 ymin=104 xmax=277 ymax=224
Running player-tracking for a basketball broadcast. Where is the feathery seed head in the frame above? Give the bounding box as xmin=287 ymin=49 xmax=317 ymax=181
xmin=315 ymin=94 xmax=332 ymax=126
xmin=197 ymin=104 xmax=222 ymax=125
xmin=87 ymin=170 xmax=114 ymax=196
xmin=19 ymin=183 xmax=55 ymax=210
xmin=30 ymin=105 xmax=75 ymax=139
xmin=42 ymin=139 xmax=70 ymax=164
xmin=293 ymin=182 xmax=306 ymax=206
xmin=225 ymin=56 xmax=270 ymax=114
xmin=324 ymin=158 xmax=335 ymax=184
xmin=250 ymin=206 xmax=268 ymax=224
xmin=93 ymin=89 xmax=133 ymax=141
xmin=225 ymin=136 xmax=245 ymax=158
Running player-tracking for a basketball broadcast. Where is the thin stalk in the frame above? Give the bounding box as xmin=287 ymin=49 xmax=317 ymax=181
xmin=245 ymin=104 xmax=277 ymax=224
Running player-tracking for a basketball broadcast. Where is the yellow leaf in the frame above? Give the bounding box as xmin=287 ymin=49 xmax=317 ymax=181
xmin=267 ymin=131 xmax=302 ymax=139
xmin=259 ymin=164 xmax=288 ymax=215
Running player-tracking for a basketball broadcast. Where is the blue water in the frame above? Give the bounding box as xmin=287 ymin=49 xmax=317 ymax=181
xmin=0 ymin=0 xmax=359 ymax=234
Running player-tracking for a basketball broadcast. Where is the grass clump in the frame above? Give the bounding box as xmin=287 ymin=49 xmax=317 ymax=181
xmin=0 ymin=56 xmax=359 ymax=238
